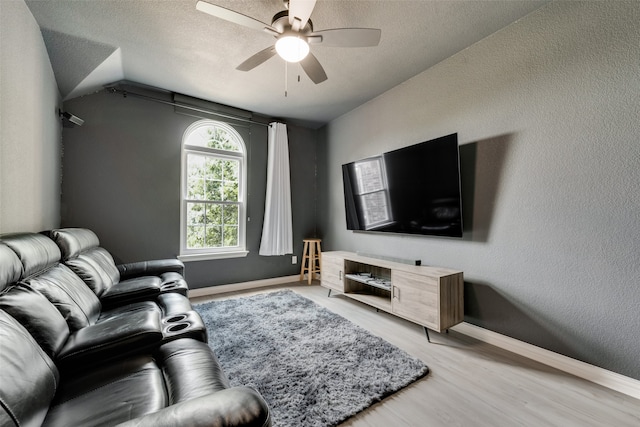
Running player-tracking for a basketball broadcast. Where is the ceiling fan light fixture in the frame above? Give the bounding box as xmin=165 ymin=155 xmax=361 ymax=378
xmin=275 ymin=35 xmax=309 ymax=62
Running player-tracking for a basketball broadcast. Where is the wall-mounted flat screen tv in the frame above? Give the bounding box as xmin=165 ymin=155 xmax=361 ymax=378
xmin=342 ymin=133 xmax=463 ymax=238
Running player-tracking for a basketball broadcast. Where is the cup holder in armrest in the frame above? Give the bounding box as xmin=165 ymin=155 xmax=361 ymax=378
xmin=161 ymin=311 xmax=208 ymax=343
xmin=164 ymin=314 xmax=188 ymax=323
xmin=160 ymin=280 xmax=188 ymax=296
xmin=166 ymin=323 xmax=190 ymax=333
xmin=162 ymin=281 xmax=179 ymax=290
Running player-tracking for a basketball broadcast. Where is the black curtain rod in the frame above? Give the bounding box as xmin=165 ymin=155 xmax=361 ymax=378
xmin=106 ymin=87 xmax=270 ymax=127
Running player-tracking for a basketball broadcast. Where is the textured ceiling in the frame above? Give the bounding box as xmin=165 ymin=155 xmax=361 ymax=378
xmin=25 ymin=0 xmax=548 ymax=128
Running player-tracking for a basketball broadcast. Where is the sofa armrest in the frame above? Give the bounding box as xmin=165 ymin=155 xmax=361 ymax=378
xmin=115 ymin=387 xmax=271 ymax=427
xmin=57 ymin=310 xmax=163 ymax=369
xmin=117 ymin=259 xmax=185 ymax=280
xmin=100 ymin=276 xmax=162 ymax=307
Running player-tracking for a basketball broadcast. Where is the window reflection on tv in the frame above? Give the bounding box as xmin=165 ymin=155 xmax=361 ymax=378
xmin=342 ymin=133 xmax=463 ymax=238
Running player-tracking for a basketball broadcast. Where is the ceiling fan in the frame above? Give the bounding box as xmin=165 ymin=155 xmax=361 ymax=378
xmin=196 ymin=0 xmax=381 ymax=84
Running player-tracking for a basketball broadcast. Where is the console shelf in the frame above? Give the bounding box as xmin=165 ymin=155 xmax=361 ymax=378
xmin=344 ymin=273 xmax=391 ymax=291
xmin=321 ymin=251 xmax=463 ymax=335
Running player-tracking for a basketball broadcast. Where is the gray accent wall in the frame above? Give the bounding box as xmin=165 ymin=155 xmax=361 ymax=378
xmin=61 ymin=90 xmax=317 ymax=288
xmin=318 ymin=1 xmax=640 ymax=379
xmin=0 ymin=0 xmax=61 ymax=233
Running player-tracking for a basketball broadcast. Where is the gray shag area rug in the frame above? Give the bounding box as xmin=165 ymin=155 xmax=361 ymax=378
xmin=194 ymin=289 xmax=429 ymax=427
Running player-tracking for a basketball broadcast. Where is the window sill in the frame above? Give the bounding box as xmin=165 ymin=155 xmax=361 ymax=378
xmin=178 ymin=250 xmax=249 ymax=262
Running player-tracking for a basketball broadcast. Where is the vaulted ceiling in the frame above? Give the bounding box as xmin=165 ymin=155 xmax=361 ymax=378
xmin=26 ymin=0 xmax=548 ymax=128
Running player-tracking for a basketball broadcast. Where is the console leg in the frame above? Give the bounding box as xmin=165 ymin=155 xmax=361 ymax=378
xmin=424 ymin=327 xmax=431 ymax=343
xmin=327 ymin=289 xmax=332 ymax=297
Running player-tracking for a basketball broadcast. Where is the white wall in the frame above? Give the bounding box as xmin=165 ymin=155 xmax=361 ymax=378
xmin=320 ymin=1 xmax=640 ymax=379
xmin=0 ymin=0 xmax=61 ymax=233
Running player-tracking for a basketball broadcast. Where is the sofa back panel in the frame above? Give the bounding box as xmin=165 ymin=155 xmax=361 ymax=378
xmin=49 ymin=228 xmax=100 ymax=260
xmin=50 ymin=228 xmax=122 ymax=297
xmin=0 ymin=284 xmax=70 ymax=358
xmin=0 ymin=310 xmax=59 ymax=427
xmin=0 ymin=243 xmax=23 ymax=291
xmin=23 ymin=264 xmax=101 ymax=330
xmin=85 ymin=247 xmax=120 ymax=285
xmin=44 ymin=357 xmax=167 ymax=427
xmin=0 ymin=233 xmax=61 ymax=278
xmin=65 ymin=255 xmax=112 ymax=296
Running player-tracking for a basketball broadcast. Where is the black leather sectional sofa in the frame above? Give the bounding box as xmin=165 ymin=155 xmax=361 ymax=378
xmin=0 ymin=228 xmax=271 ymax=427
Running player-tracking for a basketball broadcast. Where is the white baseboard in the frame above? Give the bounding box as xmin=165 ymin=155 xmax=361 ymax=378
xmin=188 ymin=275 xmax=301 ymax=299
xmin=451 ymin=322 xmax=640 ymax=400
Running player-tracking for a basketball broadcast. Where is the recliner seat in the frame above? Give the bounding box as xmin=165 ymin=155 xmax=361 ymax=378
xmin=2 ymin=231 xmax=192 ymax=318
xmin=0 ymin=235 xmax=167 ymax=369
xmin=0 ymin=308 xmax=270 ymax=427
xmin=47 ymin=228 xmax=189 ymax=307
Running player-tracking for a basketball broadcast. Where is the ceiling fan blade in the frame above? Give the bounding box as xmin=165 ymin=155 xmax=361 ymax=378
xmin=236 ymin=46 xmax=277 ymax=71
xmin=288 ymin=0 xmax=317 ymax=31
xmin=310 ymin=28 xmax=381 ymax=47
xmin=300 ymin=52 xmax=327 ymax=84
xmin=196 ymin=1 xmax=278 ymax=35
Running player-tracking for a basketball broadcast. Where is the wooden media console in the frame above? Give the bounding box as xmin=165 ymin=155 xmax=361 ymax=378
xmin=320 ymin=251 xmax=464 ymax=340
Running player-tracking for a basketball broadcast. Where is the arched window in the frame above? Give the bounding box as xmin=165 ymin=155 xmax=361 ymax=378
xmin=180 ymin=120 xmax=248 ymax=260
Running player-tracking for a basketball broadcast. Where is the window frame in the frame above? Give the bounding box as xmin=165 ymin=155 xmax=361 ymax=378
xmin=179 ymin=120 xmax=248 ymax=261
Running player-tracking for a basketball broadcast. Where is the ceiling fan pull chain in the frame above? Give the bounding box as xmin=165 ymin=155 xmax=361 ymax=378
xmin=285 ymin=61 xmax=288 ymax=97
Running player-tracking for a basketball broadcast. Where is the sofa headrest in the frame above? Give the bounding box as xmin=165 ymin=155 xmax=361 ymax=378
xmin=0 ymin=233 xmax=61 ymax=278
xmin=49 ymin=228 xmax=100 ymax=260
xmin=0 ymin=242 xmax=23 ymax=291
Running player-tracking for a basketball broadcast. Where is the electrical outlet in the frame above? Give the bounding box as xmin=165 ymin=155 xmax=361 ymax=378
xmin=292 ymin=255 xmax=297 ymax=264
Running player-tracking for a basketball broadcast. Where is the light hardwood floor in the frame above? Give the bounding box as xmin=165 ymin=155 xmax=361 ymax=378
xmin=191 ymin=282 xmax=640 ymax=427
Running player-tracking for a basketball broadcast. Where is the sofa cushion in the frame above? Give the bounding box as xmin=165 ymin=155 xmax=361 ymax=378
xmin=84 ymin=246 xmax=121 ymax=285
xmin=50 ymin=228 xmax=121 ymax=280
xmin=23 ymin=263 xmax=102 ymax=330
xmin=0 ymin=310 xmax=59 ymax=427
xmin=64 ymin=247 xmax=121 ymax=295
xmin=1 ymin=232 xmax=61 ymax=278
xmin=43 ymin=355 xmax=168 ymax=427
xmin=65 ymin=254 xmax=111 ymax=296
xmin=0 ymin=242 xmax=23 ymax=291
xmin=0 ymin=284 xmax=70 ymax=358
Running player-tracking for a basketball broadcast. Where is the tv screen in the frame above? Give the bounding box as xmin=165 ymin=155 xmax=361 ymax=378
xmin=342 ymin=133 xmax=463 ymax=238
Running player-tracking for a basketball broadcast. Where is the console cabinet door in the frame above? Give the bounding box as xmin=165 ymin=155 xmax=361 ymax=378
xmin=320 ymin=253 xmax=344 ymax=292
xmin=391 ymin=270 xmax=440 ymax=331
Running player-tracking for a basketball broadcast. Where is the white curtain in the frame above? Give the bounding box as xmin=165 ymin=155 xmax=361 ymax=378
xmin=259 ymin=122 xmax=293 ymax=256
